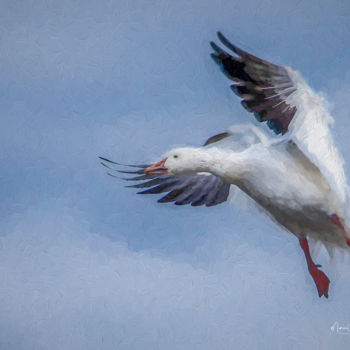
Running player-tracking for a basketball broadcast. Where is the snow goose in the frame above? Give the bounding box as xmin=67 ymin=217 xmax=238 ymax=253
xmin=100 ymin=32 xmax=349 ymax=298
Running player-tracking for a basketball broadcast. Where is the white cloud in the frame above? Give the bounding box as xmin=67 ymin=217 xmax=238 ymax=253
xmin=2 ymin=1 xmax=350 ymax=349
xmin=1 ymin=200 xmax=350 ymax=350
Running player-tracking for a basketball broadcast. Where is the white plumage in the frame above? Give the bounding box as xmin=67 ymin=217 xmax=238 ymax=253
xmin=286 ymin=67 xmax=347 ymax=206
xmin=101 ymin=32 xmax=349 ymax=298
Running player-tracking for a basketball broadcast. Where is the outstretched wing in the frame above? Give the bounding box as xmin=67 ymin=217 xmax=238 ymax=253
xmin=211 ymin=32 xmax=347 ymax=204
xmin=100 ymin=157 xmax=230 ymax=207
xmin=211 ymin=32 xmax=297 ymax=135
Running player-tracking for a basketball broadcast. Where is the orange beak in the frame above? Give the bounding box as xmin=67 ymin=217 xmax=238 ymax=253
xmin=144 ymin=158 xmax=168 ymax=175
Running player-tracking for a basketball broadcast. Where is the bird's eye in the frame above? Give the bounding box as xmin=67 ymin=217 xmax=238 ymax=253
xmin=173 ymin=155 xmax=178 ymax=159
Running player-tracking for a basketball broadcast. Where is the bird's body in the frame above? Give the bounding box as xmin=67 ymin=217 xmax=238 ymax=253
xmin=163 ymin=139 xmax=348 ymax=249
xmin=101 ymin=32 xmax=350 ymax=298
xmin=224 ymin=144 xmax=347 ymax=248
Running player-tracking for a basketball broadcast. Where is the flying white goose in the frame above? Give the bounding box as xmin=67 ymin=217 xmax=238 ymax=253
xmin=100 ymin=32 xmax=350 ymax=298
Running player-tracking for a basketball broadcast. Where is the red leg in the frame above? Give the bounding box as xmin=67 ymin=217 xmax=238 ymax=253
xmin=299 ymin=237 xmax=330 ymax=298
xmin=330 ymin=213 xmax=350 ymax=247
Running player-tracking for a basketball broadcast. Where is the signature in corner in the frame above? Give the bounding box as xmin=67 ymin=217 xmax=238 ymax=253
xmin=331 ymin=322 xmax=350 ymax=335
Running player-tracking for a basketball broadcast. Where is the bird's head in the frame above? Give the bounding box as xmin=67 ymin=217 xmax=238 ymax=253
xmin=145 ymin=148 xmax=209 ymax=176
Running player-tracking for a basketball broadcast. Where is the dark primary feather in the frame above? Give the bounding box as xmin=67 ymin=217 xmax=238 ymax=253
xmin=126 ymin=177 xmax=172 ymax=189
xmin=203 ymin=132 xmax=232 ymax=146
xmin=148 ymin=174 xmax=230 ymax=207
xmin=211 ymin=32 xmax=297 ymax=135
xmin=98 ymin=156 xmax=150 ymax=168
xmin=99 ymin=156 xmax=230 ymax=207
xmin=122 ymin=174 xmax=158 ymax=181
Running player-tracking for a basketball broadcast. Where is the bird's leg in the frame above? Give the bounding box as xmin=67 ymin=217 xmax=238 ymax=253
xmin=299 ymin=237 xmax=330 ymax=298
xmin=329 ymin=213 xmax=350 ymax=247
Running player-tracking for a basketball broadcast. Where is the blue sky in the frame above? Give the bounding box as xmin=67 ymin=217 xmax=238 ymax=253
xmin=1 ymin=0 xmax=350 ymax=349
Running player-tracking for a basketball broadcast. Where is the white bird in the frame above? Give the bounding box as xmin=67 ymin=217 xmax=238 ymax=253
xmin=101 ymin=32 xmax=350 ymax=298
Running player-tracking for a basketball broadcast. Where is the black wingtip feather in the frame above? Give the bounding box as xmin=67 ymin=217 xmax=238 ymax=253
xmin=100 ymin=161 xmax=146 ymax=174
xmin=230 ymin=84 xmax=250 ymax=97
xmin=115 ymin=169 xmax=146 ymax=175
xmin=98 ymin=156 xmax=150 ymax=168
xmin=106 ymin=172 xmax=120 ymax=178
xmin=121 ymin=174 xmax=157 ymax=181
xmin=157 ymin=188 xmax=183 ymax=203
xmin=210 ymin=41 xmax=223 ymax=54
xmin=217 ymin=32 xmax=245 ymax=57
xmin=203 ymin=132 xmax=231 ymax=146
xmin=100 ymin=161 xmax=112 ymax=169
xmin=125 ymin=178 xmax=162 ymax=189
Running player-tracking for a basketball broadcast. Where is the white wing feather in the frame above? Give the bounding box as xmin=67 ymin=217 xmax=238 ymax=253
xmin=286 ymin=67 xmax=348 ymax=205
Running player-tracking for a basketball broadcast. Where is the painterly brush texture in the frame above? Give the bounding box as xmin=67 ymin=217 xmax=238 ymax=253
xmin=102 ymin=32 xmax=350 ymax=299
xmin=1 ymin=0 xmax=350 ymax=349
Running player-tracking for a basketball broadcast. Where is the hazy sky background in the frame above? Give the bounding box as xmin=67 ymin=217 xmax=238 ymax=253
xmin=1 ymin=0 xmax=350 ymax=349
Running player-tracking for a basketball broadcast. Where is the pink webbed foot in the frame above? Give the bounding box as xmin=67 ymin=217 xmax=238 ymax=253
xmin=308 ymin=263 xmax=330 ymax=298
xmin=299 ymin=237 xmax=330 ymax=298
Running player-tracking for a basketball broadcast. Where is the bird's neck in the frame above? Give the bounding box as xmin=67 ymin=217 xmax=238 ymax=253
xmin=194 ymin=148 xmax=247 ymax=182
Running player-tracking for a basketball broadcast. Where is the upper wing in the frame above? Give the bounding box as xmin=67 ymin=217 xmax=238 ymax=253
xmin=211 ymin=32 xmax=297 ymax=135
xmin=211 ymin=32 xmax=347 ymax=203
xmin=100 ymin=157 xmax=230 ymax=207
